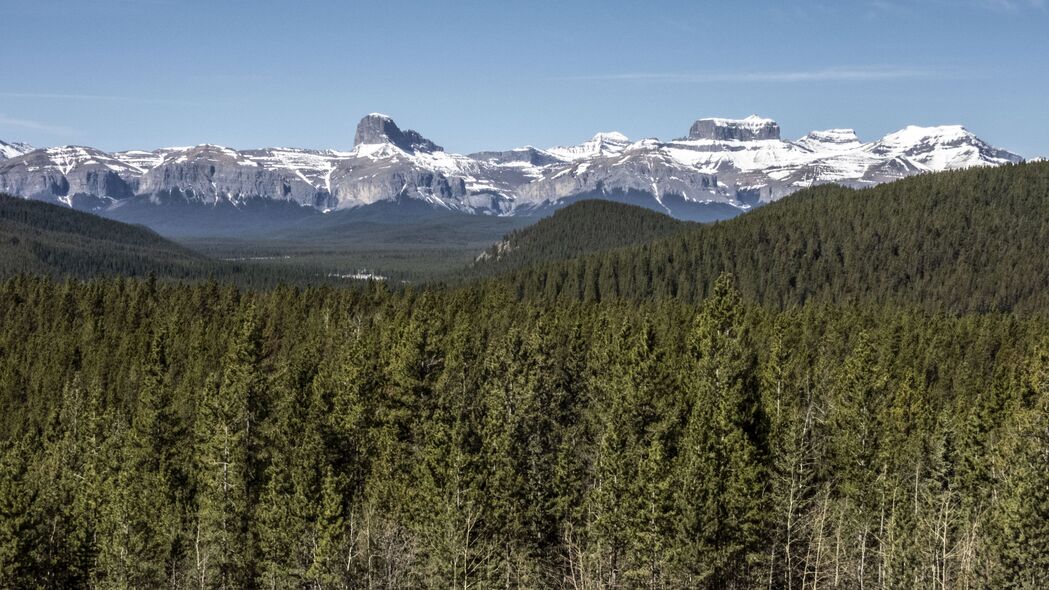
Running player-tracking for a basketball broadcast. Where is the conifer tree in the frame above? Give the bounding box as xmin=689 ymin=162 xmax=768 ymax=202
xmin=478 ymin=324 xmax=552 ymax=587
xmin=0 ymin=437 xmax=39 ymax=587
xmin=992 ymin=342 xmax=1049 ymax=587
xmin=193 ymin=306 xmax=260 ymax=589
xmin=94 ymin=327 xmax=181 ymax=588
xmin=673 ymin=274 xmax=766 ymax=587
xmin=587 ymin=320 xmax=674 ymax=587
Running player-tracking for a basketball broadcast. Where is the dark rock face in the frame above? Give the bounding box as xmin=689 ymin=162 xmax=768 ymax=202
xmin=470 ymin=147 xmax=562 ymax=167
xmin=0 ymin=147 xmax=137 ymax=206
xmin=353 ymin=114 xmax=442 ymax=153
xmin=137 ymin=145 xmax=331 ymax=208
xmin=515 ymin=147 xmax=722 ymax=207
xmin=689 ymin=117 xmax=781 ymax=141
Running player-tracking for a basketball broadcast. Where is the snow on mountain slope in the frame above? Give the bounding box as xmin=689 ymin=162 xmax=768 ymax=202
xmin=865 ymin=125 xmax=1021 ymax=171
xmin=0 ymin=146 xmax=139 ymax=206
xmin=241 ymin=147 xmax=342 ymax=192
xmin=134 ymin=144 xmax=335 ymax=208
xmin=522 ymin=118 xmax=1024 ymax=208
xmin=0 ymin=140 xmax=33 ymax=160
xmin=326 ymin=116 xmax=521 ymax=212
xmin=547 ymin=132 xmax=631 ymax=162
xmin=29 ymin=146 xmax=141 ymax=176
xmin=0 ymin=115 xmax=1025 ymax=218
xmin=795 ymin=129 xmax=863 ymax=152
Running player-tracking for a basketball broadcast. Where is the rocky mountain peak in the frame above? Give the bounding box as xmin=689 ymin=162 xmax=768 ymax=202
xmin=0 ymin=139 xmax=34 ymax=159
xmin=689 ymin=115 xmax=781 ymax=141
xmin=590 ymin=131 xmax=630 ymax=145
xmin=796 ymin=129 xmax=863 ymax=152
xmin=0 ymin=113 xmax=1027 ymax=221
xmin=353 ymin=113 xmax=442 ymax=153
xmin=803 ymin=129 xmax=860 ymax=144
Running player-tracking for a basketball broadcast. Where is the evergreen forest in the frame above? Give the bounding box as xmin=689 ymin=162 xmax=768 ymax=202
xmin=2 ymin=163 xmax=1049 ymax=589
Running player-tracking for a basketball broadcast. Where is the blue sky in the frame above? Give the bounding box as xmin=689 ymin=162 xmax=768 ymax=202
xmin=1 ymin=0 xmax=1046 ymax=156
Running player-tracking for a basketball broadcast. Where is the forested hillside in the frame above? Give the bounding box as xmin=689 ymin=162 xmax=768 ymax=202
xmin=495 ymin=162 xmax=1049 ymax=313
xmin=0 ymin=194 xmax=400 ymax=288
xmin=468 ymin=200 xmax=690 ymax=277
xmin=0 ymin=193 xmax=217 ymax=279
xmin=1 ymin=276 xmax=1047 ymax=588
xmin=3 ymin=165 xmax=1049 ymax=588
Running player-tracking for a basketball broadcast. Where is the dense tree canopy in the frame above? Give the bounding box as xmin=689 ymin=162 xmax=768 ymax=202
xmin=495 ymin=162 xmax=1049 ymax=313
xmin=0 ymin=275 xmax=1045 ymax=588
xmin=3 ymin=163 xmax=1049 ymax=588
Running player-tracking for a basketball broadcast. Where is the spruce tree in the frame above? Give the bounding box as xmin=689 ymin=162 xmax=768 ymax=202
xmin=193 ymin=307 xmax=260 ymax=589
xmin=673 ymin=274 xmax=766 ymax=587
xmin=94 ymin=328 xmax=181 ymax=588
xmin=992 ymin=343 xmax=1049 ymax=587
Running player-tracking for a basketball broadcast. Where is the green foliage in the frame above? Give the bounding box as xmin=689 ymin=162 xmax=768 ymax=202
xmin=0 ymin=274 xmax=1042 ymax=587
xmin=673 ymin=275 xmax=766 ymax=586
xmin=4 ymin=163 xmax=1049 ymax=587
xmin=497 ymin=162 xmax=1049 ymax=313
xmin=468 ymin=200 xmax=690 ymax=279
xmin=0 ymin=193 xmax=213 ymax=280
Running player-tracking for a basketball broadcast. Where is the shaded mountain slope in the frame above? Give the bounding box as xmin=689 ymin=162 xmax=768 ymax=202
xmin=0 ymin=193 xmax=219 ymax=279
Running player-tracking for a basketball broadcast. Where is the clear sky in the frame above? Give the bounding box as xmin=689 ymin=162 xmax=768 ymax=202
xmin=1 ymin=0 xmax=1046 ymax=156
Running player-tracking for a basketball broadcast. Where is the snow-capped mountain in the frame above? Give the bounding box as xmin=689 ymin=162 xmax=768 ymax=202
xmin=0 ymin=140 xmax=33 ymax=160
xmin=546 ymin=132 xmax=631 ymax=162
xmin=0 ymin=114 xmax=1024 ymax=222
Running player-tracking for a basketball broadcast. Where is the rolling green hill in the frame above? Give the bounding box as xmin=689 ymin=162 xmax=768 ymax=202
xmin=492 ymin=162 xmax=1049 ymax=312
xmin=465 ymin=199 xmax=692 ymax=278
xmin=0 ymin=193 xmax=220 ymax=279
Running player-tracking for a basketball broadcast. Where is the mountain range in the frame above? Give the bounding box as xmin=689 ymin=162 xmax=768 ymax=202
xmin=0 ymin=114 xmax=1024 ymax=224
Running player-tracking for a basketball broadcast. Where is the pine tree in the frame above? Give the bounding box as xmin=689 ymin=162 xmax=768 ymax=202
xmin=478 ymin=324 xmax=553 ymax=587
xmin=673 ymin=274 xmax=766 ymax=587
xmin=193 ymin=307 xmax=260 ymax=589
xmin=94 ymin=327 xmax=181 ymax=588
xmin=0 ymin=437 xmax=39 ymax=587
xmin=32 ymin=376 xmax=108 ymax=588
xmin=586 ymin=320 xmax=675 ymax=587
xmin=254 ymin=361 xmax=335 ymax=589
xmin=991 ymin=342 xmax=1049 ymax=587
xmin=824 ymin=330 xmax=887 ymax=587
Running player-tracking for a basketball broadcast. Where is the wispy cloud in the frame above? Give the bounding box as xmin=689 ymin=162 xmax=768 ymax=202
xmin=0 ymin=92 xmax=197 ymax=106
xmin=0 ymin=114 xmax=75 ymax=136
xmin=868 ymin=0 xmax=1046 ymax=13
xmin=0 ymin=92 xmax=132 ymax=101
xmin=974 ymin=0 xmax=1046 ymax=11
xmin=556 ymin=66 xmax=944 ymax=84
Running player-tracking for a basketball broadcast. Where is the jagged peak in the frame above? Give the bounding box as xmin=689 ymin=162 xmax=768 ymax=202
xmin=796 ymin=129 xmax=863 ymax=152
xmin=869 ymin=124 xmax=1023 ymax=168
xmin=546 ymin=131 xmax=633 ymax=162
xmin=353 ymin=113 xmax=443 ymax=153
xmin=873 ymin=125 xmax=982 ymax=154
xmin=0 ymin=139 xmax=34 ymax=159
